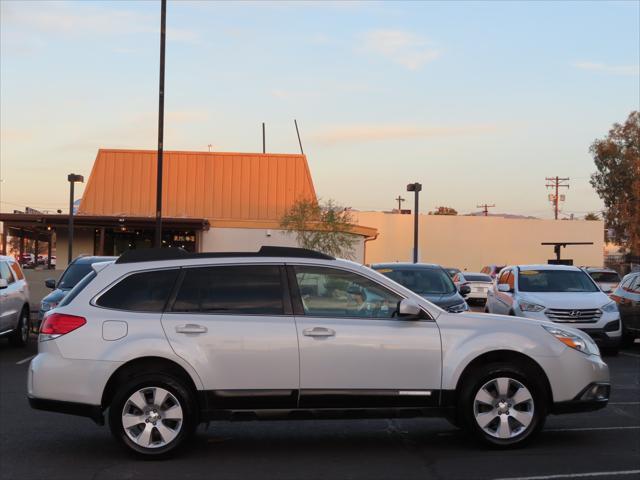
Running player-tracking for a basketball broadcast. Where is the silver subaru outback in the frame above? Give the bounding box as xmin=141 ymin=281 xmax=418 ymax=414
xmin=29 ymin=247 xmax=609 ymax=457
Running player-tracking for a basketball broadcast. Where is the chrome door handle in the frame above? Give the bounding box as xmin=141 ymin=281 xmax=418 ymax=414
xmin=175 ymin=324 xmax=208 ymax=334
xmin=303 ymin=327 xmax=335 ymax=337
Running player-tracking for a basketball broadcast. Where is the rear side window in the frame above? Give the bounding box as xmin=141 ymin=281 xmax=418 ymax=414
xmin=9 ymin=262 xmax=24 ymax=280
xmin=97 ymin=269 xmax=178 ymax=312
xmin=59 ymin=271 xmax=96 ymax=307
xmin=172 ymin=265 xmax=284 ymax=315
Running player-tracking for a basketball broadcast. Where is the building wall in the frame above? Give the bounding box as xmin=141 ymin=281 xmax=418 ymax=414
xmin=54 ymin=229 xmax=94 ymax=269
xmin=354 ymin=212 xmax=604 ymax=270
xmin=200 ymin=227 xmax=366 ymax=263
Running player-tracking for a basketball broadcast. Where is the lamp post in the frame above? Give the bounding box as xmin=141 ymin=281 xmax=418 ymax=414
xmin=406 ymin=182 xmax=422 ymax=263
xmin=67 ymin=173 xmax=84 ymax=264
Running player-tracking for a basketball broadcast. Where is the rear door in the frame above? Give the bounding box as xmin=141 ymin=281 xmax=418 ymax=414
xmin=291 ymin=264 xmax=442 ymax=408
xmin=161 ymin=264 xmax=300 ymax=409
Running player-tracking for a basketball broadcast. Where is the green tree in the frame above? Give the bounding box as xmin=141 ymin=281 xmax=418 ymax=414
xmin=583 ymin=212 xmax=600 ymax=221
xmin=590 ymin=111 xmax=640 ymax=254
xmin=280 ymin=199 xmax=358 ymax=259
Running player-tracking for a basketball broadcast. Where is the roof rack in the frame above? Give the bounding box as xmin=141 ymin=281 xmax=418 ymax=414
xmin=115 ymin=246 xmax=334 ymax=264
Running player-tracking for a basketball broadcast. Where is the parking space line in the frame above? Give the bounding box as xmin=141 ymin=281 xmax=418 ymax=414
xmin=493 ymin=470 xmax=640 ymax=480
xmin=609 ymin=402 xmax=640 ymax=405
xmin=545 ymin=425 xmax=640 ymax=432
xmin=620 ymin=351 xmax=640 ymax=358
xmin=15 ymin=355 xmax=35 ymax=365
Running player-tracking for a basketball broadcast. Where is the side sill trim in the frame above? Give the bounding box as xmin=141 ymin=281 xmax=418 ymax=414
xmin=28 ymin=396 xmax=104 ymax=425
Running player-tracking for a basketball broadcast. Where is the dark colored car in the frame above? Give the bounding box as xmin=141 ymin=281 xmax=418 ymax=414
xmin=610 ymin=272 xmax=640 ymax=346
xmin=371 ymin=263 xmax=470 ymax=313
xmin=444 ymin=267 xmax=461 ymax=279
xmin=39 ymin=256 xmax=116 ymax=329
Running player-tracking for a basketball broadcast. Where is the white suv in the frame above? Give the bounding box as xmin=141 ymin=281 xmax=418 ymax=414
xmin=0 ymin=255 xmax=31 ymax=347
xmin=485 ymin=265 xmax=622 ymax=354
xmin=29 ymin=248 xmax=610 ymax=457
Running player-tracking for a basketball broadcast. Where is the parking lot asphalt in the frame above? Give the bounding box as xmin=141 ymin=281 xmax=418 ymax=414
xmin=0 ymin=336 xmax=638 ymax=480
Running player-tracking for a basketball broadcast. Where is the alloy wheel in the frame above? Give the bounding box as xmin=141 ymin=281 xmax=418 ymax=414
xmin=473 ymin=377 xmax=534 ymax=439
xmin=121 ymin=387 xmax=183 ymax=449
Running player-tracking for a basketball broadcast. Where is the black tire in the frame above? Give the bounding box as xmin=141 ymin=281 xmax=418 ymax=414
xmin=108 ymin=373 xmax=198 ymax=458
xmin=621 ymin=328 xmax=636 ymax=348
xmin=458 ymin=362 xmax=547 ymax=448
xmin=9 ymin=308 xmax=30 ymax=347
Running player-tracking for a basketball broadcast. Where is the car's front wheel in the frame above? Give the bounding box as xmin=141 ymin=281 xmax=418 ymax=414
xmin=459 ymin=363 xmax=547 ymax=448
xmin=108 ymin=374 xmax=197 ymax=458
xmin=9 ymin=308 xmax=30 ymax=347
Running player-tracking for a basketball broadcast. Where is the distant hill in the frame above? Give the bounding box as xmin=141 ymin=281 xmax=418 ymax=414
xmin=464 ymin=212 xmax=539 ymax=219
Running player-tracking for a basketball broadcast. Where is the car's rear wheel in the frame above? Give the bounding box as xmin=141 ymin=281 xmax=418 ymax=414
xmin=9 ymin=308 xmax=30 ymax=347
xmin=108 ymin=374 xmax=197 ymax=458
xmin=458 ymin=363 xmax=547 ymax=448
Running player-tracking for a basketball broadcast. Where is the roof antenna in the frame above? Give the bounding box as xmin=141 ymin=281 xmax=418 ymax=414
xmin=262 ymin=122 xmax=266 ymax=153
xmin=294 ymin=119 xmax=304 ymax=155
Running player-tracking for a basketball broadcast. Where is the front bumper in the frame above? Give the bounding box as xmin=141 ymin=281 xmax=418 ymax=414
xmin=518 ymin=310 xmax=622 ymax=346
xmin=552 ymin=382 xmax=610 ymax=414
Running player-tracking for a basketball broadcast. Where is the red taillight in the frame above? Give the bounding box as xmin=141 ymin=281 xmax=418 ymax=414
xmin=40 ymin=313 xmax=86 ymax=336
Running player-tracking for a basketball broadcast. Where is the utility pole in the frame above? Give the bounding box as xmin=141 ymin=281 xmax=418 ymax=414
xmin=154 ymin=0 xmax=167 ymax=248
xmin=476 ymin=203 xmax=495 ymax=217
xmin=545 ymin=176 xmax=570 ymax=220
xmin=406 ymin=183 xmax=422 ymax=263
xmin=395 ymin=195 xmax=405 ymax=212
xmin=262 ymin=122 xmax=266 ymax=154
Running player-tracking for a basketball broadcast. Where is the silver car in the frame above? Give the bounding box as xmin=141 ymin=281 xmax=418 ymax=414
xmin=0 ymin=255 xmax=31 ymax=347
xmin=29 ymin=247 xmax=610 ymax=457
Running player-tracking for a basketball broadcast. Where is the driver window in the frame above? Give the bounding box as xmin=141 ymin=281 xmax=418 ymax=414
xmin=294 ymin=266 xmax=402 ymax=319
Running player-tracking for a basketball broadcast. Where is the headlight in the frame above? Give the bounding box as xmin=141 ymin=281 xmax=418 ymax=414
xmin=543 ymin=325 xmax=600 ymax=356
xmin=41 ymin=301 xmax=58 ymax=312
xmin=448 ymin=301 xmax=469 ymax=313
xmin=519 ymin=301 xmax=545 ymax=312
xmin=601 ymin=301 xmax=618 ymax=313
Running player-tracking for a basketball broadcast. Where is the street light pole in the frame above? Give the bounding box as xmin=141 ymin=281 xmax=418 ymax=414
xmin=406 ymin=182 xmax=422 ymax=263
xmin=154 ymin=0 xmax=167 ymax=248
xmin=67 ymin=174 xmax=84 ymax=265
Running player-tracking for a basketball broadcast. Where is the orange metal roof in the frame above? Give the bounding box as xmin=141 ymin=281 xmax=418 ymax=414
xmin=78 ymin=149 xmax=318 ymax=221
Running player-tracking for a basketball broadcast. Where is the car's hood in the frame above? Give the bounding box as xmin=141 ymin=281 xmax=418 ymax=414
xmin=41 ymin=288 xmax=70 ymax=306
xmin=518 ymin=291 xmax=610 ymax=309
xmin=420 ymin=292 xmax=464 ymax=308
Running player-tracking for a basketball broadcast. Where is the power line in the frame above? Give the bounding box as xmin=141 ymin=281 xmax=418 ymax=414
xmin=545 ymin=176 xmax=570 ymax=220
xmin=476 ymin=203 xmax=495 ymax=216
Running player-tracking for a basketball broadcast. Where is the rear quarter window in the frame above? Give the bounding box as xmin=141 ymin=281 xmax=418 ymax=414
xmin=96 ymin=269 xmax=179 ymax=312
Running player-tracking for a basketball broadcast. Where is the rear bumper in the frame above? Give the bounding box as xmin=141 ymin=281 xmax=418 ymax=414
xmin=28 ymin=396 xmax=104 ymax=425
xmin=552 ymin=382 xmax=610 ymax=414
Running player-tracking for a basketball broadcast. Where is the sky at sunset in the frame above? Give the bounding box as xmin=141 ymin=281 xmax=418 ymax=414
xmin=1 ymin=0 xmax=638 ymax=219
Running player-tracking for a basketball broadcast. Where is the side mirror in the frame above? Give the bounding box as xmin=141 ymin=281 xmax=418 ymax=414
xmin=398 ymin=298 xmax=422 ymax=319
xmin=45 ymin=279 xmax=57 ymax=289
xmin=0 ymin=278 xmax=7 ymax=289
xmin=497 ymin=283 xmax=511 ymax=293
xmin=459 ymin=284 xmax=471 ymax=296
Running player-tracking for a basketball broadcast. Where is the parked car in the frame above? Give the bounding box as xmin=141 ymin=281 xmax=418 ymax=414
xmin=481 ymin=264 xmax=506 ymax=279
xmin=372 ymin=263 xmax=470 ymax=313
xmin=453 ymin=272 xmax=493 ymax=305
xmin=610 ymin=272 xmax=640 ymax=345
xmin=29 ymin=247 xmax=610 ymax=456
xmin=485 ymin=264 xmax=622 ymax=354
xmin=444 ymin=267 xmax=461 ymax=279
xmin=39 ymin=255 xmax=117 ymax=329
xmin=19 ymin=253 xmax=36 ymax=269
xmin=582 ymin=267 xmax=621 ymax=294
xmin=0 ymin=255 xmax=31 ymax=347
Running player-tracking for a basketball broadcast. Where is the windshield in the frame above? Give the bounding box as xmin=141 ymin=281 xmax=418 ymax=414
xmin=464 ymin=274 xmax=492 ymax=282
xmin=518 ymin=270 xmax=599 ymax=293
xmin=57 ymin=263 xmax=94 ymax=289
xmin=589 ymin=271 xmax=620 ymax=283
xmin=379 ymin=267 xmax=456 ymax=295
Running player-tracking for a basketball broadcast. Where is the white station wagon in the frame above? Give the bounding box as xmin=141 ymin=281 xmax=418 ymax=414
xmin=29 ymin=248 xmax=610 ymax=457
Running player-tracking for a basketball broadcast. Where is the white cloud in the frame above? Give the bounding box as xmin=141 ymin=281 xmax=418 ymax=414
xmin=360 ymin=29 xmax=441 ymax=70
xmin=572 ymin=61 xmax=639 ymax=76
xmin=311 ymin=123 xmax=499 ymax=145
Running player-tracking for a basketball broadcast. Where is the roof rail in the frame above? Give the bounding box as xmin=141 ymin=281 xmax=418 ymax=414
xmin=114 ymin=246 xmax=334 ymax=264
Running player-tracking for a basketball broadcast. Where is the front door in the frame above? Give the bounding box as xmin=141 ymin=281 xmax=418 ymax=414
xmin=290 ymin=265 xmax=442 ymax=408
xmin=161 ymin=264 xmax=300 ymax=409
xmin=494 ymin=269 xmax=515 ymax=315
